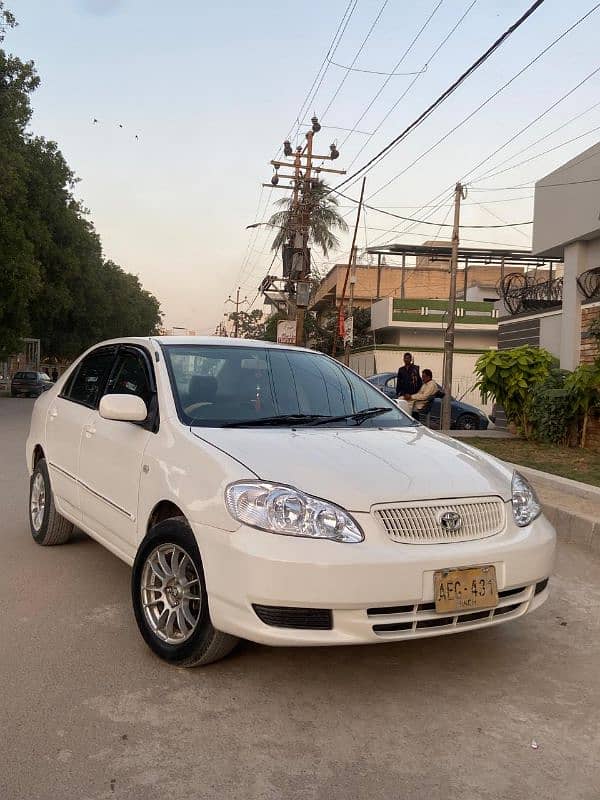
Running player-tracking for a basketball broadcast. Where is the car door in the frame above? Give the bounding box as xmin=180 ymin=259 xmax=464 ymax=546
xmin=45 ymin=347 xmax=117 ymax=522
xmin=78 ymin=346 xmax=157 ymax=556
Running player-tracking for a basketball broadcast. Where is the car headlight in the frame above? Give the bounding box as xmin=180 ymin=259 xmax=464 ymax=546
xmin=511 ymin=471 xmax=541 ymax=527
xmin=225 ymin=482 xmax=364 ymax=543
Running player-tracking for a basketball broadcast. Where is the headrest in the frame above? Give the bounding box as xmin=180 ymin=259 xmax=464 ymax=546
xmin=188 ymin=375 xmax=217 ymax=403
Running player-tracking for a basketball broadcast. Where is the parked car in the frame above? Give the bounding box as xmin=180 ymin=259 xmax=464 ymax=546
xmin=26 ymin=337 xmax=555 ymax=667
xmin=11 ymin=371 xmax=53 ymax=398
xmin=367 ymin=372 xmax=489 ymax=430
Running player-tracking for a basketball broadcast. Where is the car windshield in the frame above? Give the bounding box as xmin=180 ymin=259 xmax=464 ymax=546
xmin=163 ymin=344 xmax=416 ymax=429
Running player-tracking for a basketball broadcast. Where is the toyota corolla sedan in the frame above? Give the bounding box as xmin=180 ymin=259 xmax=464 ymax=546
xmin=26 ymin=337 xmax=555 ymax=667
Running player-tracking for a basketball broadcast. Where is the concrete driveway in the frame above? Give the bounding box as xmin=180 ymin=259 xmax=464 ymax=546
xmin=1 ymin=397 xmax=599 ymax=800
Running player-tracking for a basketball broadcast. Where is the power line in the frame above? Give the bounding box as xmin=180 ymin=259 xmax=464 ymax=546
xmin=363 ymin=225 xmax=527 ymax=248
xmin=337 ymin=195 xmax=534 ymax=207
xmin=333 ymin=0 xmax=548 ymax=193
xmin=473 ymin=97 xmax=600 ymax=182
xmin=331 ymin=188 xmax=532 ymax=227
xmin=477 ymin=203 xmax=530 ymax=241
xmin=326 ymin=59 xmax=428 ymax=77
xmin=343 ymin=0 xmax=476 ymax=170
xmin=299 ymin=122 xmax=373 ymax=135
xmin=473 ymin=122 xmax=600 ymax=183
xmin=364 ymin=5 xmax=600 ymax=202
xmin=278 ymin=0 xmax=358 ymax=154
xmin=321 ymin=0 xmax=390 ymax=121
xmin=363 ymin=6 xmax=600 ymax=248
xmin=339 ymin=0 xmax=448 ymax=155
xmin=472 ymin=175 xmax=600 ymax=190
xmin=466 ymin=63 xmax=600 ymax=184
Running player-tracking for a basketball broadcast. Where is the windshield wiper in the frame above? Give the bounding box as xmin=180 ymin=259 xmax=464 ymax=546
xmin=311 ymin=406 xmax=393 ymax=426
xmin=223 ymin=414 xmax=327 ymax=428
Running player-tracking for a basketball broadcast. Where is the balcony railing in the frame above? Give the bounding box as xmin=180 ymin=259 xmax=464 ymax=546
xmin=391 ymin=298 xmax=498 ymax=325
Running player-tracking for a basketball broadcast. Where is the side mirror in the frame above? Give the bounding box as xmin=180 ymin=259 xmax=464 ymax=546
xmin=99 ymin=393 xmax=147 ymax=422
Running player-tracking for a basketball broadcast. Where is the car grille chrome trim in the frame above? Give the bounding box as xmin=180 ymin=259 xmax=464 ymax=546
xmin=373 ymin=496 xmax=506 ymax=544
xmin=368 ymin=583 xmax=535 ymax=638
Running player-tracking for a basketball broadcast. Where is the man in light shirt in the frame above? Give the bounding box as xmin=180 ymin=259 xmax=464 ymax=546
xmin=404 ymin=369 xmax=438 ymax=421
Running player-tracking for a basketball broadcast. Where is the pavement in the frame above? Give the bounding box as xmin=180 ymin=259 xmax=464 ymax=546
xmin=445 ymin=430 xmax=600 ymax=553
xmin=2 ymin=397 xmax=600 ymax=800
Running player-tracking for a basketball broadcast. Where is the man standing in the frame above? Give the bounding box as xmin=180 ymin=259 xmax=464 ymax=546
xmin=395 ymin=352 xmax=422 ymax=398
xmin=404 ymin=368 xmax=438 ymax=421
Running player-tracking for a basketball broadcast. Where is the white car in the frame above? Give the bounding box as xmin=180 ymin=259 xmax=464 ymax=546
xmin=26 ymin=337 xmax=555 ymax=667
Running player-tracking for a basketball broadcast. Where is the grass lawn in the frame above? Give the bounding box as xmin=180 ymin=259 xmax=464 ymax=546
xmin=466 ymin=438 xmax=600 ymax=488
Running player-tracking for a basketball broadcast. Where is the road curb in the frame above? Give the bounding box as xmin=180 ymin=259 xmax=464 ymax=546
xmin=504 ymin=461 xmax=600 ymax=504
xmin=503 ymin=461 xmax=600 ymax=552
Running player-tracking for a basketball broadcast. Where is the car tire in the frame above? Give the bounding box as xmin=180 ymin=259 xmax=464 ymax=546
xmin=132 ymin=517 xmax=239 ymax=667
xmin=455 ymin=413 xmax=480 ymax=431
xmin=29 ymin=458 xmax=74 ymax=545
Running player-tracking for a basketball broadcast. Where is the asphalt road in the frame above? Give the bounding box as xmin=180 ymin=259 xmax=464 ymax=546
xmin=1 ymin=396 xmax=599 ymax=800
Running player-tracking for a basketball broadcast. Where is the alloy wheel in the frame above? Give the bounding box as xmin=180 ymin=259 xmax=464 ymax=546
xmin=30 ymin=472 xmax=46 ymax=532
xmin=140 ymin=544 xmax=202 ymax=644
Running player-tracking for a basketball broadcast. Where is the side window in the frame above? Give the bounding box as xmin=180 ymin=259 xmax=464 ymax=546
xmin=105 ymin=350 xmax=153 ymax=407
xmin=65 ymin=349 xmax=116 ymax=408
xmin=385 ymin=377 xmax=397 ymax=391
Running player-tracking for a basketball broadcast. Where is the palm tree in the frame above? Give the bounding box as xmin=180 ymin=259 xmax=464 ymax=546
xmin=268 ymin=180 xmax=348 ymax=257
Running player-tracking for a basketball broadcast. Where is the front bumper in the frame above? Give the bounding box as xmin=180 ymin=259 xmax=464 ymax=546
xmin=194 ymin=511 xmax=556 ymax=646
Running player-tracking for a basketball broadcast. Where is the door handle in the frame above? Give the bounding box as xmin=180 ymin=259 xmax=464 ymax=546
xmin=49 ymin=407 xmax=58 ymax=420
xmin=84 ymin=425 xmax=96 ymax=438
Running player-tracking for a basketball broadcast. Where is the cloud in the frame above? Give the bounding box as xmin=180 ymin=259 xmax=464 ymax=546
xmin=81 ymin=0 xmax=123 ymax=15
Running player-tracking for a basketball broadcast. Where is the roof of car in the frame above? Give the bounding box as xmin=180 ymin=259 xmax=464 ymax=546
xmin=92 ymin=336 xmax=313 ymax=352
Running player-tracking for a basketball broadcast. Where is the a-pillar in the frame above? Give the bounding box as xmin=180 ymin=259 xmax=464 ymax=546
xmin=560 ymin=241 xmax=587 ymax=370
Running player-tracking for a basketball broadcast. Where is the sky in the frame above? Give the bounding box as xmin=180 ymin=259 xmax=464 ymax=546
xmin=7 ymin=0 xmax=600 ymax=333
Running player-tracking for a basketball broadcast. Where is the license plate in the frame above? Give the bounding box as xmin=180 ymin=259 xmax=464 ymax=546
xmin=434 ymin=565 xmax=498 ymax=614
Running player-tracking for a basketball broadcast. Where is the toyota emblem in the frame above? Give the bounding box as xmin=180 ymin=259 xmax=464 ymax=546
xmin=439 ymin=511 xmax=462 ymax=532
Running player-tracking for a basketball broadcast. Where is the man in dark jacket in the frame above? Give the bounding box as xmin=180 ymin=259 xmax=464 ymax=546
xmin=395 ymin=352 xmax=422 ymax=398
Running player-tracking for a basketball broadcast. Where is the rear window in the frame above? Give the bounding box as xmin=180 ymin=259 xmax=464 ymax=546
xmin=14 ymin=372 xmax=36 ymax=380
xmin=163 ymin=344 xmax=415 ymax=429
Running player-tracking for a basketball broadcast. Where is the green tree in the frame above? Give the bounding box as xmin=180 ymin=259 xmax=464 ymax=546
xmin=227 ymin=309 xmax=266 ymax=340
xmin=0 ymin=3 xmax=41 ymax=357
xmin=262 ymin=307 xmax=372 ymax=355
xmin=0 ymin=3 xmax=162 ymax=360
xmin=268 ymin=180 xmax=348 ymax=257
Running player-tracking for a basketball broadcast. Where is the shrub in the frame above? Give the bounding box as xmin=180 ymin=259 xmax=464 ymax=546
xmin=564 ymin=362 xmax=600 ymax=448
xmin=528 ymin=371 xmax=574 ymax=445
xmin=474 ymin=346 xmax=556 ymax=438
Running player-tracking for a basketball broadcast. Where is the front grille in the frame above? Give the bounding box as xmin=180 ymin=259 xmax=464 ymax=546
xmin=373 ymin=496 xmax=505 ymax=544
xmin=368 ymin=583 xmax=534 ymax=637
xmin=252 ymin=604 xmax=332 ymax=630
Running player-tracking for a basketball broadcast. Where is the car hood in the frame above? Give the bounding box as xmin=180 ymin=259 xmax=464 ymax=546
xmin=191 ymin=426 xmax=512 ymax=511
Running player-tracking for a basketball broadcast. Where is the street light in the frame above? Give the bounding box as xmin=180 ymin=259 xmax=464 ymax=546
xmin=245 ymin=221 xmax=287 ymax=230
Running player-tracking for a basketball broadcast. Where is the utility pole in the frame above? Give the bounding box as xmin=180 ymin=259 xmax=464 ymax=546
xmin=343 ymin=246 xmax=358 ymax=366
xmin=262 ymin=117 xmax=346 ymax=347
xmin=225 ymin=286 xmax=248 ymax=338
xmin=333 ymin=176 xmax=366 ymax=359
xmin=441 ymin=181 xmax=466 ymax=430
xmin=295 ymin=126 xmax=314 ymax=348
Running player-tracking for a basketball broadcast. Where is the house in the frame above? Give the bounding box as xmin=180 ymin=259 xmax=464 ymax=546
xmin=495 ymin=140 xmax=600 ymax=444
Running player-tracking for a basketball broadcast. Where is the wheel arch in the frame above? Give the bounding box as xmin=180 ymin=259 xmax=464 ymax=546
xmin=32 ymin=444 xmax=45 ymax=470
xmin=146 ymin=500 xmax=187 ymax=534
